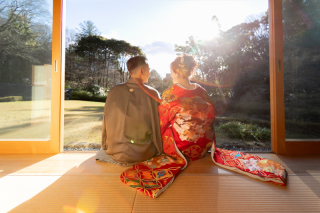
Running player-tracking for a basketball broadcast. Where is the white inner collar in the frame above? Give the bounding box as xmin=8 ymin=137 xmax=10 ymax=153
xmin=174 ymin=83 xmax=199 ymax=90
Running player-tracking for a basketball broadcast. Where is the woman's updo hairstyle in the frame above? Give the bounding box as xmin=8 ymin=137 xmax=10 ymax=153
xmin=171 ymin=54 xmax=198 ymax=78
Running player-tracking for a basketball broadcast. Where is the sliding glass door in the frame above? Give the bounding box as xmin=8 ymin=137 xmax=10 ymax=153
xmin=0 ymin=0 xmax=62 ymax=153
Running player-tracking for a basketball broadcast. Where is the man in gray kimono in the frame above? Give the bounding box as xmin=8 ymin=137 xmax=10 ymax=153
xmin=96 ymin=56 xmax=162 ymax=166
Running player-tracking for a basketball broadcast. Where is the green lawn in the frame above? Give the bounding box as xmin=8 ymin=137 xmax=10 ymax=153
xmin=0 ymin=100 xmax=51 ymax=139
xmin=63 ymin=101 xmax=254 ymax=148
xmin=0 ymin=100 xmax=103 ymax=145
xmin=64 ymin=101 xmax=235 ymax=147
xmin=0 ymin=100 xmax=269 ymax=150
xmin=64 ymin=100 xmax=105 ymax=145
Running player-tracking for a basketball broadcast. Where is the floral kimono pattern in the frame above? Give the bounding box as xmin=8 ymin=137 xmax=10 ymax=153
xmin=120 ymin=84 xmax=287 ymax=198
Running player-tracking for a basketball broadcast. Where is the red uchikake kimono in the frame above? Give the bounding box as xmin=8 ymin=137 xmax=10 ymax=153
xmin=121 ymin=84 xmax=287 ymax=198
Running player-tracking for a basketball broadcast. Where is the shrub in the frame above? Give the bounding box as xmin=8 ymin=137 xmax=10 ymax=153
xmin=87 ymin=84 xmax=106 ymax=96
xmin=252 ymin=127 xmax=271 ymax=141
xmin=215 ymin=116 xmax=270 ymax=128
xmin=91 ymin=95 xmax=107 ymax=102
xmin=218 ymin=122 xmax=243 ymax=139
xmin=0 ymin=96 xmax=23 ymax=102
xmin=218 ymin=121 xmax=271 ymax=141
xmin=69 ymin=90 xmax=93 ymax=101
xmin=69 ymin=90 xmax=106 ymax=102
xmin=65 ymin=81 xmax=72 ymax=89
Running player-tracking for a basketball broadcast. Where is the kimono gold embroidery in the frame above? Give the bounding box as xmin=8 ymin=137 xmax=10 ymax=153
xmin=182 ymin=145 xmax=203 ymax=158
xmin=151 ymin=189 xmax=160 ymax=198
xmin=172 ymin=96 xmax=213 ymax=142
xmin=161 ymin=86 xmax=177 ymax=104
xmin=169 ymin=106 xmax=180 ymax=120
xmin=184 ymin=142 xmax=214 ymax=158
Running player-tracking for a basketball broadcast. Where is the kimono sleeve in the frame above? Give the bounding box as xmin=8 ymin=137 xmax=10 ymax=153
xmin=158 ymin=103 xmax=172 ymax=136
xmin=202 ymin=91 xmax=215 ymax=109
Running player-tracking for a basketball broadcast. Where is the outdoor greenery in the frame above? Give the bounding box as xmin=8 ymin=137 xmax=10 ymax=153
xmin=175 ymin=0 xmax=320 ymax=137
xmin=147 ymin=69 xmax=173 ymax=94
xmin=65 ymin=21 xmax=174 ymax=95
xmin=0 ymin=0 xmax=52 ymax=84
xmin=0 ymin=96 xmax=23 ymax=102
xmin=65 ymin=21 xmax=145 ymax=91
xmin=1 ymin=0 xmax=320 ymax=141
xmin=64 ymin=100 xmax=105 ymax=145
xmin=69 ymin=89 xmax=106 ymax=102
xmin=218 ymin=121 xmax=271 ymax=142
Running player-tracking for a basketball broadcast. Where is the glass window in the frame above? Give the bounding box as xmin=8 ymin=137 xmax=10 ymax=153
xmin=174 ymin=1 xmax=270 ymax=151
xmin=0 ymin=0 xmax=53 ymax=140
xmin=283 ymin=0 xmax=320 ymax=139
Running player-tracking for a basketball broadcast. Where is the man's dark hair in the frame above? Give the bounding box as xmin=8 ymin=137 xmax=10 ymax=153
xmin=127 ymin=56 xmax=148 ymax=74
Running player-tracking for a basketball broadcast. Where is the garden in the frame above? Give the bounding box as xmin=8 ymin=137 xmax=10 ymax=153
xmin=1 ymin=0 xmax=319 ymax=150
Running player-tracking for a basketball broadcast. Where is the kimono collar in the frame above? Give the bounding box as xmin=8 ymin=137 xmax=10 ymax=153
xmin=127 ymin=77 xmax=144 ymax=85
xmin=174 ymin=83 xmax=199 ymax=90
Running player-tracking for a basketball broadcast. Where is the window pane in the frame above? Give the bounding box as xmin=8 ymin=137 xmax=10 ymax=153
xmin=283 ymin=0 xmax=320 ymax=139
xmin=0 ymin=0 xmax=53 ymax=140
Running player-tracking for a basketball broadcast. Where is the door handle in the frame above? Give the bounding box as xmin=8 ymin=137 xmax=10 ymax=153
xmin=54 ymin=60 xmax=58 ymax=72
xmin=278 ymin=60 xmax=281 ymax=72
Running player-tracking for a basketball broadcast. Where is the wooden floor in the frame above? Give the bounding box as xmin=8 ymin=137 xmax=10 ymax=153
xmin=0 ymin=152 xmax=319 ymax=213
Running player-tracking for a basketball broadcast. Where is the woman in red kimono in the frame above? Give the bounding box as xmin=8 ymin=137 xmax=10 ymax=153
xmin=121 ymin=55 xmax=287 ymax=198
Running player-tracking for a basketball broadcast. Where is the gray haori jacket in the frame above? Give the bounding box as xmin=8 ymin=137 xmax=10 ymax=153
xmin=101 ymin=77 xmax=163 ymax=166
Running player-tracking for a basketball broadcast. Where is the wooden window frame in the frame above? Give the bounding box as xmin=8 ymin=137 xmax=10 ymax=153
xmin=0 ymin=0 xmax=63 ymax=154
xmin=268 ymin=0 xmax=320 ymax=155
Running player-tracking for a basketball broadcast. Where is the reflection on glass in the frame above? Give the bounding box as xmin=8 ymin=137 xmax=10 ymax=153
xmin=180 ymin=2 xmax=271 ymax=151
xmin=283 ymin=0 xmax=320 ymax=139
xmin=0 ymin=0 xmax=52 ymax=140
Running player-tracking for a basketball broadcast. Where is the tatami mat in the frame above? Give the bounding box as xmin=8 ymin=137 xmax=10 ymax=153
xmin=0 ymin=153 xmax=319 ymax=212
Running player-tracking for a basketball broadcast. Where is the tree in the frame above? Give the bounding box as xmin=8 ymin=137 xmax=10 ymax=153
xmin=282 ymin=0 xmax=320 ymax=124
xmin=65 ymin=27 xmax=76 ymax=47
xmin=116 ymin=41 xmax=144 ymax=82
xmin=147 ymin=69 xmax=162 ymax=91
xmin=0 ymin=0 xmax=52 ymax=84
xmin=147 ymin=70 xmax=173 ymax=94
xmin=174 ymin=1 xmax=320 ymax=127
xmin=175 ymin=36 xmax=207 ymax=81
xmin=100 ymin=38 xmax=120 ymax=88
xmin=65 ymin=21 xmax=146 ymax=90
xmin=174 ymin=13 xmax=270 ymax=117
xmin=161 ymin=77 xmax=173 ymax=94
xmin=75 ymin=35 xmax=105 ymax=82
xmin=76 ymin=20 xmax=100 ymax=39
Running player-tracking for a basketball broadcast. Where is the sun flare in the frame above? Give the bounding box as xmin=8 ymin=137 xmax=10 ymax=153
xmin=193 ymin=18 xmax=220 ymax=41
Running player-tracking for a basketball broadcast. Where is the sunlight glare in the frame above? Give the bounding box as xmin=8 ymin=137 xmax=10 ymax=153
xmin=148 ymin=53 xmax=175 ymax=76
xmin=193 ymin=17 xmax=220 ymax=41
xmin=0 ymin=154 xmax=95 ymax=212
xmin=0 ymin=175 xmax=61 ymax=213
xmin=76 ymin=189 xmax=100 ymax=213
xmin=63 ymin=206 xmax=86 ymax=213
